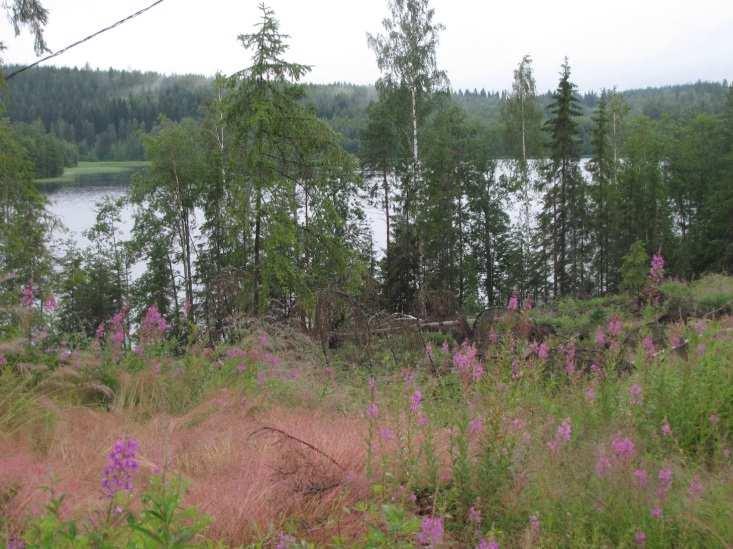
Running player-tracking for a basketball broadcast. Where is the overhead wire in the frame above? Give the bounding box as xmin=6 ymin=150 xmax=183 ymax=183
xmin=4 ymin=0 xmax=167 ymax=81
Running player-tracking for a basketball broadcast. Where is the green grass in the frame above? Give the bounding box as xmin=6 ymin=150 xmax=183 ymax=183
xmin=35 ymin=161 xmax=150 ymax=187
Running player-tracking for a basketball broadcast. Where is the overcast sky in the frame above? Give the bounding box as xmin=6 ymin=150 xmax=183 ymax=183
xmin=3 ymin=0 xmax=732 ymax=93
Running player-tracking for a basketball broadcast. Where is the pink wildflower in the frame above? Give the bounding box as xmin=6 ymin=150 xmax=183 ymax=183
xmin=595 ymin=452 xmax=612 ymax=477
xmin=549 ymin=417 xmax=572 ymax=452
xmin=258 ymin=332 xmax=269 ymax=347
xmin=0 ymin=354 xmax=6 ymax=367
xmin=629 ymin=383 xmax=643 ymax=405
xmin=611 ymin=435 xmax=636 ymax=461
xmin=378 ymin=426 xmax=395 ymax=442
xmin=557 ymin=418 xmax=572 ymax=442
xmin=634 ymin=468 xmax=648 ymax=488
xmin=416 ymin=516 xmax=444 ymax=547
xmin=607 ymin=316 xmax=623 ymax=338
xmin=661 ymin=420 xmax=672 ymax=437
xmin=476 ymin=539 xmax=499 ymax=549
xmin=634 ymin=530 xmax=646 ymax=546
xmin=529 ymin=514 xmax=540 ymax=535
xmin=507 ymin=293 xmax=519 ymax=311
xmin=468 ymin=505 xmax=481 ymax=524
xmin=410 ymin=389 xmax=423 ymax=413
xmin=469 ymin=416 xmax=484 ymax=436
xmin=140 ymin=304 xmax=168 ymax=341
xmin=523 ymin=296 xmax=533 ymax=310
xmin=649 ymin=253 xmax=665 ymax=285
xmin=688 ymin=475 xmax=704 ymax=499
xmin=275 ymin=532 xmax=296 ymax=549
xmin=101 ymin=437 xmax=139 ymax=497
xmin=657 ymin=467 xmax=673 ymax=499
xmin=452 ymin=342 xmax=481 ymax=381
xmin=595 ymin=327 xmax=606 ymax=347
xmin=417 ymin=413 xmax=429 ymax=426
xmin=108 ymin=307 xmax=128 ymax=348
xmin=7 ymin=537 xmax=25 ymax=549
xmin=642 ymin=336 xmax=655 ymax=358
xmin=537 ymin=342 xmax=549 ymax=360
xmin=650 ymin=506 xmax=663 ymax=519
xmin=658 ymin=467 xmax=673 ymax=486
xmin=585 ymin=385 xmax=596 ymax=403
xmin=367 ymin=402 xmax=379 ymax=419
xmin=709 ymin=413 xmax=719 ymax=425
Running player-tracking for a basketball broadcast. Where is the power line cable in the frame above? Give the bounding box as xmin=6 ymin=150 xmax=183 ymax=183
xmin=4 ymin=0 xmax=166 ymax=81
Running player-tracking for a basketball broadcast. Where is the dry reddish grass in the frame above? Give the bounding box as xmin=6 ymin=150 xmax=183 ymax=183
xmin=0 ymin=389 xmax=371 ymax=545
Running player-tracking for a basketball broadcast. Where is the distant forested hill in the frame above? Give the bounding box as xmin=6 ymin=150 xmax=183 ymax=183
xmin=1 ymin=65 xmax=729 ymax=160
xmin=1 ymin=66 xmax=212 ymax=160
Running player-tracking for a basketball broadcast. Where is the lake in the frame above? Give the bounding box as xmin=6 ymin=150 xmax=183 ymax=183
xmin=44 ymin=160 xmax=590 ymax=261
xmin=45 ymin=182 xmax=389 ymax=257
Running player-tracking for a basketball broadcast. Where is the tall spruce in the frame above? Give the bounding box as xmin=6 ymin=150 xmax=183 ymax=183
xmin=541 ymin=58 xmax=586 ymax=296
xmin=588 ymin=91 xmax=615 ymax=293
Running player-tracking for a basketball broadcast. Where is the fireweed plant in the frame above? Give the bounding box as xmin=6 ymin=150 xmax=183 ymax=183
xmin=1 ymin=259 xmax=732 ymax=547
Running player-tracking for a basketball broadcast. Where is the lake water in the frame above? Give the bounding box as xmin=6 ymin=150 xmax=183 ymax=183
xmin=46 ymin=184 xmax=135 ymax=247
xmin=45 ymin=182 xmax=389 ymax=257
xmin=44 ymin=160 xmax=590 ymax=261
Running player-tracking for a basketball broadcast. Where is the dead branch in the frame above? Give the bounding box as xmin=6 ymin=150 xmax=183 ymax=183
xmin=248 ymin=426 xmax=345 ymax=471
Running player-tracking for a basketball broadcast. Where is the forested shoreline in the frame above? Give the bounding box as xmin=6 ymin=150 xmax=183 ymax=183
xmin=2 ymin=63 xmax=730 ymax=160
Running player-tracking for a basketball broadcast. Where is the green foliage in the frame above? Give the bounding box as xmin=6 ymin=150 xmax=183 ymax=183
xmin=620 ymin=240 xmax=649 ymax=295
xmin=12 ymin=121 xmax=78 ymax=178
xmin=18 ymin=475 xmax=210 ymax=548
xmin=0 ymin=121 xmax=52 ymax=334
xmin=128 ymin=476 xmax=211 ymax=548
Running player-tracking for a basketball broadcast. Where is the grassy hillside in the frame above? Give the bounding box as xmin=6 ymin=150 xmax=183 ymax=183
xmin=1 ymin=275 xmax=731 ymax=546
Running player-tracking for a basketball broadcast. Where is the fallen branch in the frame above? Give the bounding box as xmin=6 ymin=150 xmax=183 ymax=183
xmin=248 ymin=426 xmax=345 ymax=471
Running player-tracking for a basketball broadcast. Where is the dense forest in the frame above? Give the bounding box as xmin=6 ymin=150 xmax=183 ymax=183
xmin=2 ymin=63 xmax=730 ymax=161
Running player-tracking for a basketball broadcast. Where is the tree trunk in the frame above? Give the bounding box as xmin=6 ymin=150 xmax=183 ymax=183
xmin=382 ymin=169 xmax=390 ymax=256
xmin=253 ymin=186 xmax=262 ymax=314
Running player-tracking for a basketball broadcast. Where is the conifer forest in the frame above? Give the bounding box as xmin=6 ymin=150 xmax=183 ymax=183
xmin=1 ymin=1 xmax=732 ymax=547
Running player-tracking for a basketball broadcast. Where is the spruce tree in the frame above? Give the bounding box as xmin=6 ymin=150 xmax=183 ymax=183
xmin=541 ymin=58 xmax=586 ymax=296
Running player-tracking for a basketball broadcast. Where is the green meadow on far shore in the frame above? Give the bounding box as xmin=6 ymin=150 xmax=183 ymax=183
xmin=35 ymin=161 xmax=149 ymax=190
